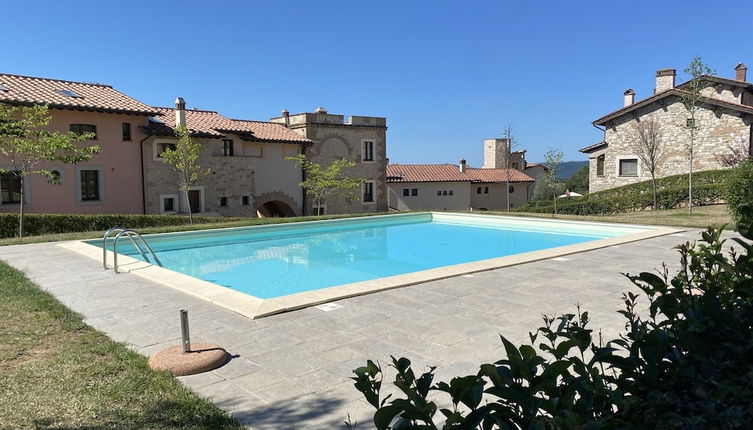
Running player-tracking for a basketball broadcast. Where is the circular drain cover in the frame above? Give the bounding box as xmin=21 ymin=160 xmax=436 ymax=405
xmin=148 ymin=342 xmax=228 ymax=376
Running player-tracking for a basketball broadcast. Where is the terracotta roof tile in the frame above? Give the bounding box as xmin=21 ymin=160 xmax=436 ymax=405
xmin=386 ymin=164 xmax=534 ymax=183
xmin=144 ymin=107 xmax=311 ymax=143
xmin=0 ymin=73 xmax=158 ymax=116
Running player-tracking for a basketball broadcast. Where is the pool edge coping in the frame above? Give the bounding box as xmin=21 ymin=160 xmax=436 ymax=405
xmin=62 ymin=212 xmax=683 ymax=320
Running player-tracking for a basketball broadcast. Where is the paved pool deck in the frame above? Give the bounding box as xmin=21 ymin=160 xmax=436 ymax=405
xmin=0 ymin=228 xmax=732 ymax=429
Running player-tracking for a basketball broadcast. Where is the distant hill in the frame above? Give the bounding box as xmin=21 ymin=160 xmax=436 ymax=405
xmin=534 ymin=160 xmax=588 ymax=180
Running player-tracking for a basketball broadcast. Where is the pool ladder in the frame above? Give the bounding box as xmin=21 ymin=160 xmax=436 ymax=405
xmin=102 ymin=227 xmax=163 ymax=274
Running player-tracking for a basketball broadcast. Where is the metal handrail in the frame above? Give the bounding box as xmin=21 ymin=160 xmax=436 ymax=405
xmin=102 ymin=227 xmax=125 ymax=269
xmin=106 ymin=228 xmax=163 ymax=274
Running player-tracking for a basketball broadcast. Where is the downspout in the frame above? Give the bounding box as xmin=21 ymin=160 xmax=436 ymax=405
xmin=139 ymin=133 xmax=150 ymax=215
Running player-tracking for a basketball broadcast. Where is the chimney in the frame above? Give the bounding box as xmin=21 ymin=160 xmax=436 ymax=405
xmin=314 ymin=106 xmax=327 ymax=114
xmin=655 ymin=69 xmax=676 ymax=93
xmin=623 ymin=88 xmax=636 ymax=106
xmin=459 ymin=159 xmax=467 ymax=173
xmin=282 ymin=109 xmax=290 ymax=127
xmin=175 ymin=97 xmax=186 ymax=127
xmin=735 ymin=62 xmax=748 ymax=82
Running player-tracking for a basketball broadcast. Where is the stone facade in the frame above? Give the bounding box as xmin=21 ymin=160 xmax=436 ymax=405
xmin=585 ymin=66 xmax=753 ymax=193
xmin=271 ymin=109 xmax=388 ymax=215
xmin=143 ymin=135 xmax=303 ymax=217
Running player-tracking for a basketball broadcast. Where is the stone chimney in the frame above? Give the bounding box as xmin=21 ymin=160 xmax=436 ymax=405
xmin=735 ymin=62 xmax=748 ymax=82
xmin=655 ymin=69 xmax=676 ymax=94
xmin=282 ymin=109 xmax=290 ymax=127
xmin=175 ymin=97 xmax=186 ymax=127
xmin=623 ymin=88 xmax=636 ymax=106
xmin=459 ymin=159 xmax=467 ymax=173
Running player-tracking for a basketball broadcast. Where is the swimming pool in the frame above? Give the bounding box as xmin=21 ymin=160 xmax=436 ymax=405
xmin=76 ymin=213 xmax=675 ymax=318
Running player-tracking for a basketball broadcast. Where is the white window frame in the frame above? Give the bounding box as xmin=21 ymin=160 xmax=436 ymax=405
xmin=362 ymin=180 xmax=375 ymax=204
xmin=362 ymin=139 xmax=375 ymax=163
xmin=617 ymin=156 xmax=640 ymax=177
xmin=76 ymin=166 xmax=104 ymax=204
xmin=153 ymin=139 xmax=178 ymax=161
xmin=160 ymin=194 xmax=179 ymax=214
xmin=312 ymin=203 xmax=327 ymax=215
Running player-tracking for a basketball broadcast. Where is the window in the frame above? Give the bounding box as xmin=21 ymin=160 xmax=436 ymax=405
xmin=242 ymin=196 xmax=250 ymax=205
xmin=0 ymin=172 xmax=21 ymax=204
xmin=313 ymin=204 xmax=326 ymax=215
xmin=362 ymin=140 xmax=375 ymax=162
xmin=619 ymin=158 xmax=638 ymax=176
xmin=484 ymin=187 xmax=489 ymax=194
xmin=442 ymin=190 xmax=447 ymax=196
xmin=79 ymin=169 xmax=100 ymax=201
xmin=403 ymin=188 xmax=410 ymax=197
xmin=222 ymin=139 xmax=234 ymax=156
xmin=163 ymin=197 xmax=175 ymax=212
xmin=508 ymin=185 xmax=515 ymax=194
xmin=48 ymin=169 xmax=63 ymax=184
xmin=122 ymin=123 xmax=131 ymax=141
xmin=219 ymin=197 xmax=228 ymax=207
xmin=449 ymin=190 xmax=453 ymax=196
xmin=243 ymin=143 xmax=263 ymax=157
xmin=363 ymin=181 xmax=375 ymax=203
xmin=437 ymin=190 xmax=442 ymax=196
xmin=57 ymin=89 xmax=82 ymax=98
xmin=512 ymin=162 xmax=519 ymax=170
xmin=476 ymin=186 xmax=489 ymax=194
xmin=411 ymin=188 xmax=418 ymax=196
xmin=69 ymin=124 xmax=97 ymax=139
xmin=155 ymin=141 xmax=177 ymax=158
xmin=596 ymin=155 xmax=605 ymax=176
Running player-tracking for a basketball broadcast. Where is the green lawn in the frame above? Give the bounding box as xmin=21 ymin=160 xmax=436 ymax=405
xmin=0 ymin=261 xmax=243 ymax=429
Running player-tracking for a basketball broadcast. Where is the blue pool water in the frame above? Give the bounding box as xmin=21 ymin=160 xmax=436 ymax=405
xmin=94 ymin=214 xmax=643 ymax=299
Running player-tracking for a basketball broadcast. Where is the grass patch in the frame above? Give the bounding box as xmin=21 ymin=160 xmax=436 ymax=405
xmin=0 ymin=261 xmax=243 ymax=429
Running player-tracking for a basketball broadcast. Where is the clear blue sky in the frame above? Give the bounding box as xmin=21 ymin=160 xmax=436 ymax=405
xmin=3 ymin=1 xmax=753 ymax=165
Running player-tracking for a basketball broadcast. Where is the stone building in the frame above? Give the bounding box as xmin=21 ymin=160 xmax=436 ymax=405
xmin=483 ymin=137 xmax=548 ymax=200
xmin=270 ymin=107 xmax=388 ymax=215
xmin=581 ymin=63 xmax=753 ymax=193
xmin=141 ymin=99 xmax=310 ymax=217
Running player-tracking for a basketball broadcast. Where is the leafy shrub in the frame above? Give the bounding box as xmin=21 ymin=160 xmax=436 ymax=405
xmin=0 ymin=213 xmax=246 ymax=238
xmin=352 ymin=213 xmax=753 ymax=428
xmin=724 ymin=159 xmax=753 ymax=222
xmin=518 ymin=169 xmax=731 ymax=215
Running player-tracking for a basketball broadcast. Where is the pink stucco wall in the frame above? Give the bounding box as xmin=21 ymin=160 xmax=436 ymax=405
xmin=0 ymin=109 xmax=149 ymax=214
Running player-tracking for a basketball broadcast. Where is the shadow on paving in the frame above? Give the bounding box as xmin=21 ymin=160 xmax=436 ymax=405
xmin=230 ymin=394 xmax=368 ymax=430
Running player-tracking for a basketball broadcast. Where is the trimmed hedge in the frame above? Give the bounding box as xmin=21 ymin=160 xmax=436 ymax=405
xmin=517 ymin=169 xmax=731 ymax=215
xmin=0 ymin=213 xmax=246 ymax=239
xmin=724 ymin=160 xmax=753 ymax=222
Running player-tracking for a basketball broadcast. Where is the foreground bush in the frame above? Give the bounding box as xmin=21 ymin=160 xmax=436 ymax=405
xmin=519 ymin=169 xmax=731 ymax=215
xmin=0 ymin=213 xmax=246 ymax=238
xmin=352 ymin=208 xmax=753 ymax=428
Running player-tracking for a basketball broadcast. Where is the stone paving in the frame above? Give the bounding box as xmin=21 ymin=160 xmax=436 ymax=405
xmin=0 ymin=229 xmax=727 ymax=429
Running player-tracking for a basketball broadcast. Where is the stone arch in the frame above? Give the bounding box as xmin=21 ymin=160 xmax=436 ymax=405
xmin=254 ymin=191 xmax=300 ymax=217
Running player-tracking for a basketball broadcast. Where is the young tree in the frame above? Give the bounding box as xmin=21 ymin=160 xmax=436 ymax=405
xmin=286 ymin=154 xmax=365 ymax=215
xmin=161 ymin=125 xmax=206 ymax=224
xmin=681 ymin=57 xmax=715 ymax=214
xmin=630 ymin=118 xmax=663 ymax=209
xmin=0 ymin=104 xmax=100 ymax=237
xmin=543 ymin=149 xmax=564 ymax=213
xmin=501 ymin=124 xmax=517 ymax=211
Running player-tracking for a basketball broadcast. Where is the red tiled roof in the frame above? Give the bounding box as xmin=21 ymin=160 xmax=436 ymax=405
xmin=143 ymin=107 xmax=311 ymax=143
xmin=464 ymin=167 xmax=535 ymax=183
xmin=386 ymin=164 xmax=534 ymax=183
xmin=0 ymin=73 xmax=159 ymax=116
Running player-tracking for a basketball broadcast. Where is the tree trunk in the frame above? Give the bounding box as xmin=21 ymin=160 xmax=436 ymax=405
xmin=553 ymin=189 xmax=557 ymax=214
xmin=688 ymin=137 xmax=694 ymax=214
xmin=505 ymin=177 xmax=510 ymax=212
xmin=184 ymin=188 xmax=193 ymax=224
xmin=651 ymin=172 xmax=658 ymax=210
xmin=18 ymin=175 xmax=24 ymax=238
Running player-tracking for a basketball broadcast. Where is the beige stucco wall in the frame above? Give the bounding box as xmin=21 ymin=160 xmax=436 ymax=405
xmin=272 ymin=112 xmax=388 ymax=215
xmin=470 ymin=182 xmax=530 ymax=210
xmin=143 ymin=134 xmax=303 ymax=216
xmin=589 ymin=93 xmax=751 ymax=193
xmin=388 ymin=182 xmax=470 ymax=211
xmin=0 ymin=109 xmax=148 ymax=214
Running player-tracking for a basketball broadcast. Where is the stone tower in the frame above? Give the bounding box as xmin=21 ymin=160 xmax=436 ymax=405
xmin=483 ymin=138 xmax=512 ymax=168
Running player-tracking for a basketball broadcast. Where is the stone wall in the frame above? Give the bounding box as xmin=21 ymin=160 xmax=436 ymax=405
xmin=589 ymin=93 xmax=751 ymax=193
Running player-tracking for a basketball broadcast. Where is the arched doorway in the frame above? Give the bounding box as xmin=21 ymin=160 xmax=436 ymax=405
xmin=257 ymin=200 xmax=296 ymax=218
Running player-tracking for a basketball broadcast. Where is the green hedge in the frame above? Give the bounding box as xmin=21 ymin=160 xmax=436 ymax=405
xmin=724 ymin=160 xmax=753 ymax=222
xmin=0 ymin=213 xmax=245 ymax=239
xmin=517 ymin=169 xmax=731 ymax=215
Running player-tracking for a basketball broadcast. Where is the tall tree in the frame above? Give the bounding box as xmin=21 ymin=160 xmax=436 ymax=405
xmin=287 ymin=154 xmax=365 ymax=215
xmin=681 ymin=57 xmax=714 ymax=214
xmin=0 ymin=104 xmax=100 ymax=237
xmin=543 ymin=149 xmax=564 ymax=214
xmin=161 ymin=125 xmax=206 ymax=224
xmin=563 ymin=165 xmax=589 ymax=195
xmin=501 ymin=124 xmax=517 ymax=211
xmin=630 ymin=118 xmax=663 ymax=210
